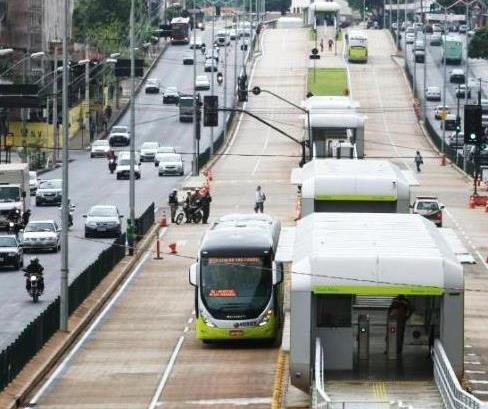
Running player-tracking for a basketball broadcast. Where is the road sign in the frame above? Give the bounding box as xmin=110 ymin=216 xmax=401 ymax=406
xmin=311 ymin=48 xmax=318 ymax=55
xmin=251 ymin=86 xmax=261 ymax=96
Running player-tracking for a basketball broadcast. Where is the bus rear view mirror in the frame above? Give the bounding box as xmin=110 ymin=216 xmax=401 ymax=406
xmin=189 ymin=262 xmax=198 ymax=286
xmin=273 ymin=262 xmax=283 ymax=285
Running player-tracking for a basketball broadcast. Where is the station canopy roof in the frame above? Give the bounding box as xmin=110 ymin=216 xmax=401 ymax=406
xmin=302 ymin=96 xmax=359 ymax=112
xmin=309 ymin=1 xmax=341 ymax=12
xmin=292 ymin=159 xmax=417 ymax=199
xmin=291 ymin=213 xmax=464 ymax=296
xmin=310 ymin=112 xmax=366 ymax=128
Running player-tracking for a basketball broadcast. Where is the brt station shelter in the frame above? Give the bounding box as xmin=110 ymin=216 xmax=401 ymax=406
xmin=304 ymin=0 xmax=341 ymax=26
xmin=289 ymin=213 xmax=464 ymax=392
xmin=303 ymin=97 xmax=365 ymax=159
xmin=291 ymin=159 xmax=417 ymax=215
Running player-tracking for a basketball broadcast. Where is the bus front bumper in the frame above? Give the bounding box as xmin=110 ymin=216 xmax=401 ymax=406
xmin=196 ymin=316 xmax=278 ymax=340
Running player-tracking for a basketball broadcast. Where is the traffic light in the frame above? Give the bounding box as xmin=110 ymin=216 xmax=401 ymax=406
xmin=455 ymin=116 xmax=461 ymax=133
xmin=238 ymin=75 xmax=248 ymax=102
xmin=203 ymin=95 xmax=218 ymax=127
xmin=464 ymin=104 xmax=482 ymax=145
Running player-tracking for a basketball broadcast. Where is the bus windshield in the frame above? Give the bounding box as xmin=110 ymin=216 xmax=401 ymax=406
xmin=201 ymin=256 xmax=272 ymax=320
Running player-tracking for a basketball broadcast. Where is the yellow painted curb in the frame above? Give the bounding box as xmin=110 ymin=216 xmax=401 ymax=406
xmin=271 ymin=349 xmax=287 ymax=409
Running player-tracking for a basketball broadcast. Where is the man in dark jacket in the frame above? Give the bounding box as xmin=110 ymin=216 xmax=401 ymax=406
xmin=168 ymin=189 xmax=179 ymax=223
xmin=200 ymin=190 xmax=212 ymax=224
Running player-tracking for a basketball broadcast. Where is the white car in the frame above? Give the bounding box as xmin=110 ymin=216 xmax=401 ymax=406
xmin=405 ymin=33 xmax=415 ymax=44
xmin=189 ymin=36 xmax=203 ymax=49
xmin=425 ymin=86 xmax=441 ymax=101
xmin=229 ymin=29 xmax=237 ymax=40
xmin=183 ymin=52 xmax=194 ymax=65
xmin=195 ymin=75 xmax=210 ymax=91
xmin=117 ymin=150 xmax=141 ymax=164
xmin=430 ymin=33 xmax=442 ymax=46
xmin=90 ymin=139 xmax=110 ymax=158
xmin=162 ymin=87 xmax=179 ymax=104
xmin=154 ymin=147 xmax=177 ymax=166
xmin=140 ymin=142 xmax=159 ymax=162
xmin=109 ymin=126 xmax=130 ymax=147
xmin=116 ymin=157 xmax=141 ymax=180
xmin=145 ymin=78 xmax=161 ymax=94
xmin=29 ymin=171 xmax=38 ymax=194
xmin=158 ymin=153 xmax=184 ymax=176
xmin=204 ymin=58 xmax=218 ymax=72
xmin=84 ymin=205 xmax=123 ymax=238
xmin=21 ymin=220 xmax=61 ymax=252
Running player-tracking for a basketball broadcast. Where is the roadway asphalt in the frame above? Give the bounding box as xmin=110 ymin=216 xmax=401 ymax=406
xmin=0 ymin=21 xmax=246 ymax=350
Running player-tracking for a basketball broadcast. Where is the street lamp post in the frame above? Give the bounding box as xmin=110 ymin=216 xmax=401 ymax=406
xmin=441 ymin=10 xmax=447 ymax=155
xmin=60 ymin=0 xmax=70 ymax=332
xmin=129 ymin=0 xmax=136 ymax=247
xmin=192 ymin=4 xmax=198 ymax=176
xmin=210 ymin=8 xmax=215 ymax=156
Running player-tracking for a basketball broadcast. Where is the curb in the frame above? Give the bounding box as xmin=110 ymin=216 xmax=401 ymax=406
xmin=2 ymin=222 xmax=162 ymax=409
xmin=271 ymin=349 xmax=288 ymax=409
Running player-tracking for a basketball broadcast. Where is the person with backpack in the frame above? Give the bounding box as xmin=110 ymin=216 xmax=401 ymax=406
xmin=254 ymin=185 xmax=266 ymax=213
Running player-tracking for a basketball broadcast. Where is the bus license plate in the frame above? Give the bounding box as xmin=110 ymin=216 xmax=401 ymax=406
xmin=229 ymin=329 xmax=244 ymax=337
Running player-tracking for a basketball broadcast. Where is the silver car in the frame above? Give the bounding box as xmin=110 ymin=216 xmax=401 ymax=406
xmin=22 ymin=220 xmax=61 ymax=252
xmin=84 ymin=205 xmax=123 ymax=238
xmin=158 ymin=153 xmax=184 ymax=176
xmin=36 ymin=179 xmax=62 ymax=206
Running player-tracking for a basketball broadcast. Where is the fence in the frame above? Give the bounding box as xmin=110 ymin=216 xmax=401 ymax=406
xmin=0 ymin=232 xmax=127 ymax=393
xmin=135 ymin=202 xmax=155 ymax=238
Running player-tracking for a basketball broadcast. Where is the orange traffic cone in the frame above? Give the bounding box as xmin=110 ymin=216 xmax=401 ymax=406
xmin=168 ymin=242 xmax=177 ymax=254
xmin=159 ymin=211 xmax=168 ymax=227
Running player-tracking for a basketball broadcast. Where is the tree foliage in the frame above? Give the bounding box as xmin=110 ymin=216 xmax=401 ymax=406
xmin=468 ymin=26 xmax=488 ymax=59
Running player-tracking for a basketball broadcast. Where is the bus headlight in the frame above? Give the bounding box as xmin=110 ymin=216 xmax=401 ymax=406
xmin=258 ymin=309 xmax=273 ymax=326
xmin=200 ymin=310 xmax=215 ymax=327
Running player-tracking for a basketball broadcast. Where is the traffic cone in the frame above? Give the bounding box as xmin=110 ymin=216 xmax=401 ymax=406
xmin=159 ymin=211 xmax=168 ymax=227
xmin=485 ymin=202 xmax=488 ymax=213
xmin=168 ymin=242 xmax=177 ymax=254
xmin=469 ymin=196 xmax=476 ymax=209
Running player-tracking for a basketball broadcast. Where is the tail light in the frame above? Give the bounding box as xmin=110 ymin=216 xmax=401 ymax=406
xmin=436 ymin=211 xmax=442 ymax=220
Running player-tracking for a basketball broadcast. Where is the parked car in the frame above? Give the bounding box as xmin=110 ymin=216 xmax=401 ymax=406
xmin=29 ymin=171 xmax=39 ymax=194
xmin=434 ymin=105 xmax=450 ymax=120
xmin=84 ymin=205 xmax=123 ymax=238
xmin=144 ymin=78 xmax=160 ymax=94
xmin=195 ymin=75 xmax=210 ymax=91
xmin=90 ymin=139 xmax=110 ymax=158
xmin=162 ymin=87 xmax=179 ymax=104
xmin=430 ymin=33 xmax=442 ymax=46
xmin=157 ymin=153 xmax=184 ymax=176
xmin=0 ymin=235 xmax=23 ymax=269
xmin=450 ymin=69 xmax=465 ymax=84
xmin=116 ymin=157 xmax=141 ymax=180
xmin=411 ymin=196 xmax=444 ymax=227
xmin=455 ymin=84 xmax=471 ymax=98
xmin=182 ymin=52 xmax=194 ymax=65
xmin=36 ymin=179 xmax=62 ymax=206
xmin=21 ymin=220 xmax=61 ymax=252
xmin=426 ymin=86 xmax=441 ymax=101
xmin=140 ymin=142 xmax=159 ymax=162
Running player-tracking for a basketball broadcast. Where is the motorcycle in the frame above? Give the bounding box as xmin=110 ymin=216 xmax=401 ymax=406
xmin=174 ymin=202 xmax=203 ymax=225
xmin=108 ymin=158 xmax=116 ymax=174
xmin=59 ymin=203 xmax=76 ymax=228
xmin=23 ymin=259 xmax=44 ymax=303
xmin=216 ymin=72 xmax=223 ymax=86
xmin=27 ymin=274 xmax=42 ymax=303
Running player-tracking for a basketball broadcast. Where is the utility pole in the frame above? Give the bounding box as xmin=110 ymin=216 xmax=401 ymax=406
xmin=21 ymin=51 xmax=28 ymax=163
xmin=53 ymin=45 xmax=59 ymax=164
xmin=441 ymin=11 xmax=447 ymax=155
xmin=396 ymin=0 xmax=400 ymax=50
xmin=60 ymin=0 xmax=70 ymax=332
xmin=223 ymin=15 xmax=228 ymax=142
xmin=422 ymin=38 xmax=427 ymax=120
xmin=234 ymin=13 xmax=239 ymax=96
xmin=464 ymin=3 xmax=469 ymax=105
xmin=84 ymin=42 xmax=90 ymax=148
xmin=129 ymin=0 xmax=136 ymax=241
xmin=192 ymin=3 xmax=198 ymax=175
xmin=413 ymin=27 xmax=417 ymax=98
xmin=210 ymin=8 xmax=215 ymax=155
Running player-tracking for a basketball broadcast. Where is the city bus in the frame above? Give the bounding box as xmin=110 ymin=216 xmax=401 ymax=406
xmin=170 ymin=17 xmax=191 ymax=44
xmin=189 ymin=214 xmax=284 ymax=342
xmin=443 ymin=35 xmax=462 ymax=65
xmin=347 ymin=30 xmax=368 ymax=63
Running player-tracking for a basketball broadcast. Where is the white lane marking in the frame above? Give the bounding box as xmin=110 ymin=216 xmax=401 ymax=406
xmin=159 ymin=397 xmax=273 ymax=406
xmin=469 ymin=380 xmax=488 ymax=384
xmin=30 ymin=252 xmax=151 ymax=404
xmin=147 ymin=335 xmax=185 ymax=409
xmin=466 ymin=345 xmax=473 ymax=348
xmin=465 ymin=361 xmax=482 ymax=365
xmin=466 ymin=370 xmax=487 ymax=374
xmin=467 ymin=353 xmax=478 ymax=357
xmin=444 ymin=208 xmax=488 ymax=270
xmin=251 ymin=115 xmax=271 ymax=175
xmin=472 ymin=390 xmax=488 ymax=395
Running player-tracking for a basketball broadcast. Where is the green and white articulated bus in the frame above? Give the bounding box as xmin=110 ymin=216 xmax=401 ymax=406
xmin=442 ymin=35 xmax=462 ymax=65
xmin=189 ymin=214 xmax=284 ymax=341
xmin=347 ymin=30 xmax=368 ymax=63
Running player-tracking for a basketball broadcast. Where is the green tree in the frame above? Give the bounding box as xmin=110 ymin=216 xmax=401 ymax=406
xmin=468 ymin=26 xmax=488 ymax=59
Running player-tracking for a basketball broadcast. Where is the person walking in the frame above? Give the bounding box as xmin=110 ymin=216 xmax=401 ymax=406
xmin=184 ymin=191 xmax=193 ymax=223
xmin=414 ymin=151 xmax=423 ymax=172
xmin=168 ymin=189 xmax=179 ymax=223
xmin=328 ymin=38 xmax=333 ymax=51
xmin=254 ymin=185 xmax=266 ymax=213
xmin=200 ymin=189 xmax=212 ymax=224
xmin=320 ymin=38 xmax=324 ymax=52
xmin=89 ymin=118 xmax=96 ymax=142
xmin=386 ymin=295 xmax=414 ymax=355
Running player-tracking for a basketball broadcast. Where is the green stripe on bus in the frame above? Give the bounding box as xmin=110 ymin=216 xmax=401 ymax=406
xmin=314 ymin=194 xmax=396 ymax=201
xmin=312 ymin=285 xmax=444 ymax=296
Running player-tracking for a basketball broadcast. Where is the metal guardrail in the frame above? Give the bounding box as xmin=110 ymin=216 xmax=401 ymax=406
xmin=433 ymin=340 xmax=487 ymax=409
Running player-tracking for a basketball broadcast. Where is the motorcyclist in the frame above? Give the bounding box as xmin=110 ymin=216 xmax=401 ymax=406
xmin=23 ymin=258 xmax=45 ymax=293
xmin=168 ymin=189 xmax=179 ymax=223
xmin=217 ymin=72 xmax=223 ymax=85
xmin=21 ymin=209 xmax=31 ymax=227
